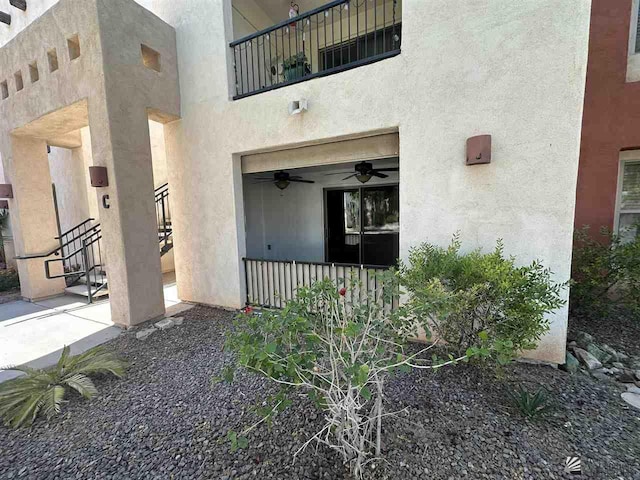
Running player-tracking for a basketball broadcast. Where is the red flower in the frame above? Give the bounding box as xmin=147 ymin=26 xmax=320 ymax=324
xmin=242 ymin=306 xmax=254 ymax=314
xmin=339 ymin=288 xmax=347 ymax=297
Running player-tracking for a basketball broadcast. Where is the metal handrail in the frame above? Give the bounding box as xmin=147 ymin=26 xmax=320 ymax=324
xmin=44 ymin=229 xmax=101 ymax=280
xmin=242 ymin=257 xmax=391 ymax=270
xmin=55 ymin=218 xmax=95 ymax=240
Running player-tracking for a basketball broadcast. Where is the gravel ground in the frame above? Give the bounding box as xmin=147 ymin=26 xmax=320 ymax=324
xmin=1 ymin=305 xmax=639 ymax=480
xmin=569 ymin=311 xmax=640 ymax=358
xmin=0 ymin=290 xmax=21 ymax=305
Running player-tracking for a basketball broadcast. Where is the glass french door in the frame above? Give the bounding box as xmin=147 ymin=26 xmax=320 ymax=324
xmin=325 ymin=185 xmax=399 ymax=266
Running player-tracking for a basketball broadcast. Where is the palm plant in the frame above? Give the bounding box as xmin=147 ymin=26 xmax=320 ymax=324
xmin=507 ymin=385 xmax=552 ymax=418
xmin=0 ymin=345 xmax=125 ymax=428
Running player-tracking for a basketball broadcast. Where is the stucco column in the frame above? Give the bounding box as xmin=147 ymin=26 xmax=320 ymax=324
xmin=88 ymin=99 xmax=165 ymax=327
xmin=3 ymin=136 xmax=66 ymax=300
xmin=79 ymin=127 xmax=100 ymax=221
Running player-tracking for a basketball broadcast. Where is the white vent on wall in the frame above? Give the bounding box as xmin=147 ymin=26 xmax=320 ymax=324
xmin=289 ymin=99 xmax=308 ymax=116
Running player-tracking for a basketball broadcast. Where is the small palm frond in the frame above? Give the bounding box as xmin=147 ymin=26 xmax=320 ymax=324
xmin=63 ymin=347 xmax=126 ymax=378
xmin=55 ymin=345 xmax=72 ymax=374
xmin=5 ymin=391 xmax=46 ymax=429
xmin=63 ymin=374 xmax=98 ymax=400
xmin=38 ymin=385 xmax=65 ymax=419
xmin=0 ymin=346 xmax=125 ymax=428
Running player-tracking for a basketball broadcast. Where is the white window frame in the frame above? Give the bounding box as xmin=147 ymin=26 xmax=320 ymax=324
xmin=614 ymin=152 xmax=640 ymax=235
xmin=627 ymin=0 xmax=640 ymax=82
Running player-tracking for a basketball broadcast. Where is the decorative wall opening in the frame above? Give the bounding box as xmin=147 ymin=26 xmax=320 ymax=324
xmin=67 ymin=34 xmax=81 ymax=61
xmin=47 ymin=48 xmax=59 ymax=72
xmin=1 ymin=80 xmax=8 ymax=100
xmin=14 ymin=71 xmax=23 ymax=91
xmin=29 ymin=61 xmax=39 ymax=83
xmin=141 ymin=44 xmax=161 ymax=72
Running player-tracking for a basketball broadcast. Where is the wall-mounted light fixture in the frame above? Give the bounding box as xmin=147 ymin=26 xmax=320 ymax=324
xmin=289 ymin=98 xmax=308 ymax=116
xmin=89 ymin=166 xmax=109 ymax=187
xmin=0 ymin=184 xmax=14 ymax=198
xmin=466 ymin=135 xmax=492 ymax=165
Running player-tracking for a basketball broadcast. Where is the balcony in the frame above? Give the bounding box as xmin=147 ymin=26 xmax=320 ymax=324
xmin=230 ymin=0 xmax=402 ymax=100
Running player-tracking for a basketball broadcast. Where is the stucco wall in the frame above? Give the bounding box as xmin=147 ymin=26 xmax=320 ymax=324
xmin=48 ymin=146 xmax=91 ymax=233
xmin=1 ymin=0 xmax=592 ymax=362
xmin=130 ymin=0 xmax=591 ymax=363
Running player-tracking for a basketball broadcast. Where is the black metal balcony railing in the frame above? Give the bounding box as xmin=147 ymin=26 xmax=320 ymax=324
xmin=230 ymin=0 xmax=401 ymax=100
xmin=243 ymin=257 xmax=400 ymax=311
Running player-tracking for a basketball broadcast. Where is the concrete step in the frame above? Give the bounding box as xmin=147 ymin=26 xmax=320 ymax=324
xmin=65 ymin=284 xmax=109 ymax=299
xmin=77 ymin=273 xmax=107 ymax=286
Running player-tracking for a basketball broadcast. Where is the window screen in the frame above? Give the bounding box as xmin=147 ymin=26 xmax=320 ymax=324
xmin=619 ymin=161 xmax=640 ymax=241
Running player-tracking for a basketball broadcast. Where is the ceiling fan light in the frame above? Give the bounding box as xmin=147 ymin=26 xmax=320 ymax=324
xmin=275 ymin=179 xmax=290 ymax=190
xmin=356 ymin=173 xmax=372 ymax=184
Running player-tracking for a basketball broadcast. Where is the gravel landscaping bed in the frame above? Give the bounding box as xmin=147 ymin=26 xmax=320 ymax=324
xmin=569 ymin=311 xmax=640 ymax=358
xmin=1 ymin=305 xmax=639 ymax=479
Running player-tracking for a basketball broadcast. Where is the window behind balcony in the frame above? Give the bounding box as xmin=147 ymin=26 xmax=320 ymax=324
xmin=320 ymin=23 xmax=402 ymax=71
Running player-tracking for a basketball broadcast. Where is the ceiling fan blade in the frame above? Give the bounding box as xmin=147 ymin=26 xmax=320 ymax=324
xmin=375 ymin=167 xmax=399 ymax=172
xmin=289 ymin=179 xmax=315 ymax=184
xmin=342 ymin=174 xmax=357 ymax=181
xmin=371 ymin=171 xmax=389 ymax=178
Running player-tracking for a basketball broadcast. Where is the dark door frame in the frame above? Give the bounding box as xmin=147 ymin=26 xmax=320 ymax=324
xmin=323 ymin=182 xmax=400 ymax=265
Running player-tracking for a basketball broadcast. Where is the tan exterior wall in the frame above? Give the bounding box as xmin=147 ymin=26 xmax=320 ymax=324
xmin=132 ymin=0 xmax=591 ymax=363
xmin=0 ymin=0 xmax=180 ymax=324
xmin=0 ymin=0 xmax=592 ymax=362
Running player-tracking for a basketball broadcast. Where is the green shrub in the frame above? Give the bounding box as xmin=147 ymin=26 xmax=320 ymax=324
xmin=0 ymin=346 xmax=125 ymax=428
xmin=507 ymin=385 xmax=552 ymax=418
xmin=571 ymin=226 xmax=640 ymax=316
xmin=0 ymin=268 xmax=19 ymax=292
xmin=224 ymin=274 xmax=478 ymax=479
xmin=398 ymin=234 xmax=565 ymax=363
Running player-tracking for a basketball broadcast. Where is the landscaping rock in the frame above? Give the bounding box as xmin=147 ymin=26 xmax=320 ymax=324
xmin=172 ymin=317 xmax=184 ymax=326
xmin=562 ymin=352 xmax=580 ymax=374
xmin=635 ymin=370 xmax=640 ymax=381
xmin=592 ymin=370 xmax=612 ymax=382
xmin=612 ymin=362 xmax=625 ymax=369
xmin=573 ymin=347 xmax=603 ymax=370
xmin=587 ymin=343 xmax=612 ymax=365
xmin=575 ymin=331 xmax=594 ymax=349
xmin=154 ymin=318 xmax=175 ymax=330
xmin=627 ymin=385 xmax=640 ymax=395
xmin=618 ymin=372 xmax=637 ymax=384
xmin=600 ymin=344 xmax=620 ymax=363
xmin=621 ymin=392 xmax=640 ymax=410
xmin=135 ymin=327 xmax=157 ymax=340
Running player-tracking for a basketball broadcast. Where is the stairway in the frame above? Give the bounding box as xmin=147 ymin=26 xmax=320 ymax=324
xmin=48 ymin=184 xmax=173 ymax=303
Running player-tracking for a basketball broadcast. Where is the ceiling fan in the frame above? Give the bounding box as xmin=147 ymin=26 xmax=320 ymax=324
xmin=340 ymin=161 xmax=399 ymax=183
xmin=255 ymin=170 xmax=315 ymax=190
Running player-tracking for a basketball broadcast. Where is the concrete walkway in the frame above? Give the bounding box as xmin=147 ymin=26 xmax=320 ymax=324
xmin=0 ymin=275 xmax=191 ymax=382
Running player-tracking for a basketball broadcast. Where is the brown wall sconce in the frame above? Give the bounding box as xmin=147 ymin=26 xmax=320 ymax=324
xmin=0 ymin=184 xmax=14 ymax=198
xmin=0 ymin=200 xmax=9 ymax=209
xmin=89 ymin=166 xmax=109 ymax=187
xmin=466 ymin=135 xmax=492 ymax=165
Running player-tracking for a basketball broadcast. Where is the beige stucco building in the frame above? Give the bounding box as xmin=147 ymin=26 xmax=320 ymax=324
xmin=0 ymin=0 xmax=592 ymax=364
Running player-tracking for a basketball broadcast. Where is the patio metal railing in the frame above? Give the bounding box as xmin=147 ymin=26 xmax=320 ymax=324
xmin=242 ymin=257 xmax=399 ymax=310
xmin=230 ymin=0 xmax=402 ymax=99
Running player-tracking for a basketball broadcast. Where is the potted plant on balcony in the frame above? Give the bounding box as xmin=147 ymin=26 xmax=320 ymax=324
xmin=282 ymin=52 xmax=310 ymax=82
